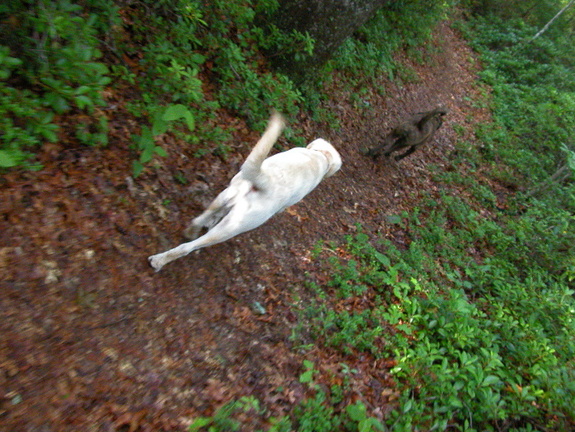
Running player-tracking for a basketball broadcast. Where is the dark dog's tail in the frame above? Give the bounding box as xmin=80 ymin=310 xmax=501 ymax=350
xmin=240 ymin=111 xmax=285 ymax=188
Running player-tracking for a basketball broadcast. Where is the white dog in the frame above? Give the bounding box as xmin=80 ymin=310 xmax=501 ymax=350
xmin=148 ymin=112 xmax=342 ymax=271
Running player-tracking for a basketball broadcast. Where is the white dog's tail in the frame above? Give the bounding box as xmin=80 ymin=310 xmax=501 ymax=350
xmin=240 ymin=111 xmax=285 ymax=188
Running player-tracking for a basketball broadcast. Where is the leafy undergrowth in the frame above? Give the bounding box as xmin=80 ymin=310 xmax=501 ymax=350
xmin=1 ymin=2 xmax=574 ymax=432
xmin=292 ymin=195 xmax=574 ymax=431
xmin=0 ymin=0 xmax=309 ymax=172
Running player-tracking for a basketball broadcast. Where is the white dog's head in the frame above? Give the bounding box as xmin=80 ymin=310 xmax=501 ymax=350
xmin=307 ymin=138 xmax=342 ymax=178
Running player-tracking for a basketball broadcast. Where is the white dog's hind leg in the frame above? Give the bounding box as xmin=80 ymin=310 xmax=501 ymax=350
xmin=149 ymin=235 xmax=214 ymax=271
xmin=183 ymin=221 xmax=203 ymax=241
xmin=183 ymin=210 xmax=216 ymax=240
xmin=148 ymin=219 xmax=240 ymax=271
xmin=148 ymin=240 xmax=199 ymax=272
xmin=183 ymin=195 xmax=233 ymax=240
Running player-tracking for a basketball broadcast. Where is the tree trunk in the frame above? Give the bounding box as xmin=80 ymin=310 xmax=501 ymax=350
xmin=267 ymin=0 xmax=390 ymax=79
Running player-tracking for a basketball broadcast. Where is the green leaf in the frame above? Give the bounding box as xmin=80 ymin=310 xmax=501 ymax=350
xmin=183 ymin=110 xmax=195 ymax=131
xmin=154 ymin=146 xmax=168 ymax=157
xmin=137 ymin=127 xmax=154 ymax=151
xmin=4 ymin=56 xmax=22 ymax=68
xmin=482 ymin=375 xmax=501 ymax=387
xmin=369 ymin=418 xmax=385 ymax=431
xmin=448 ymin=395 xmax=463 ymax=408
xmin=44 ymin=93 xmax=70 ymax=114
xmin=402 ymin=399 xmax=413 ymax=413
xmin=152 ymin=116 xmax=168 ymax=136
xmin=37 ymin=111 xmax=55 ymax=124
xmin=190 ymin=53 xmax=207 ymax=65
xmin=132 ymin=160 xmax=144 ymax=178
xmin=162 ymin=104 xmax=195 ymax=131
xmin=299 ymin=370 xmax=313 ymax=383
xmin=39 ymin=126 xmax=58 ymax=142
xmin=0 ymin=150 xmax=19 ymax=167
xmin=162 ymin=104 xmax=189 ymax=121
xmin=374 ymin=251 xmax=390 ymax=267
xmin=385 ymin=214 xmax=403 ymax=225
xmin=140 ymin=146 xmax=154 ymax=164
xmin=346 ymin=402 xmax=367 ymax=422
xmin=88 ymin=62 xmax=108 ymax=75
xmin=75 ymin=95 xmax=94 ymax=110
xmin=453 ymin=381 xmax=465 ymax=391
xmin=75 ymin=85 xmax=91 ymax=95
xmin=189 ymin=417 xmax=213 ymax=432
xmin=359 ymin=418 xmax=385 ymax=432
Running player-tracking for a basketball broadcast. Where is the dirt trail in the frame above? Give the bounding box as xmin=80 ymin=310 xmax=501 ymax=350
xmin=1 ymin=22 xmax=490 ymax=430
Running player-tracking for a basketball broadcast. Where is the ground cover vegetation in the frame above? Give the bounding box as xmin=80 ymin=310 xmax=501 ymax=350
xmin=286 ymin=3 xmax=575 ymax=431
xmin=1 ymin=0 xmax=574 ymax=430
xmin=285 ymin=4 xmax=575 ymax=430
xmin=0 ymin=0 xmax=309 ymax=173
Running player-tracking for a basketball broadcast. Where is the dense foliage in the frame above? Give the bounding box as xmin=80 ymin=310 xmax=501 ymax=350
xmin=0 ymin=0 xmax=308 ymax=173
xmin=2 ymin=0 xmax=574 ymax=430
xmin=0 ymin=0 xmax=116 ymax=168
xmin=285 ymin=5 xmax=575 ymax=431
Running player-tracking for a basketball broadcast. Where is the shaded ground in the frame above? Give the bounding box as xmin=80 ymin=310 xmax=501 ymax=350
xmin=1 ymin=22 xmax=498 ymax=431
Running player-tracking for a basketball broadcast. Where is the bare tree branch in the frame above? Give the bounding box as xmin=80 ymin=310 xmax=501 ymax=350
xmin=528 ymin=0 xmax=575 ymax=42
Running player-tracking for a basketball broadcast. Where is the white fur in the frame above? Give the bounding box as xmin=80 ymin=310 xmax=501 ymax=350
xmin=148 ymin=113 xmax=342 ymax=271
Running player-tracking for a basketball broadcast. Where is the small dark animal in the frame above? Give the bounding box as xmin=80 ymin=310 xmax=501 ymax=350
xmin=366 ymin=107 xmax=448 ymax=161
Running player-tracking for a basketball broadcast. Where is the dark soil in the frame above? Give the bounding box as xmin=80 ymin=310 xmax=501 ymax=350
xmin=1 ymin=22 xmax=497 ymax=431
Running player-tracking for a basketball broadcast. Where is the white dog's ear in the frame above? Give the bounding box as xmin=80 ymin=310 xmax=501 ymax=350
xmin=307 ymin=138 xmax=342 ymax=177
xmin=323 ymin=150 xmax=342 ymax=177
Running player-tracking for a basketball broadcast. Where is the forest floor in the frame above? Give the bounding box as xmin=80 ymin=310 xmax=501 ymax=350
xmin=1 ymin=21 xmax=501 ymax=431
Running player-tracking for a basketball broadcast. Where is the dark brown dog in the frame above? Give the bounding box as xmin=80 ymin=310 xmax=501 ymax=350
xmin=366 ymin=107 xmax=448 ymax=161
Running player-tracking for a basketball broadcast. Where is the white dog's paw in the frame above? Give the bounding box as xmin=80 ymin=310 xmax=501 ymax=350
xmin=148 ymin=254 xmax=164 ymax=272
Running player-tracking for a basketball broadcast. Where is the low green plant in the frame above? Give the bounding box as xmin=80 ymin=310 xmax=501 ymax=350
xmin=291 ymin=159 xmax=574 ymax=430
xmin=346 ymin=401 xmax=385 ymax=432
xmin=293 ymin=359 xmax=386 ymax=432
xmin=293 ymin=391 xmax=341 ymax=432
xmin=345 ymin=203 xmax=573 ymax=428
xmin=326 ymin=0 xmax=453 ymax=89
xmin=188 ymin=396 xmax=264 ymax=432
xmin=0 ymin=0 xmax=115 ymax=168
xmin=131 ymin=104 xmax=197 ymax=176
xmin=0 ymin=48 xmax=56 ymax=168
xmin=459 ymin=16 xmax=575 ymax=184
xmin=213 ymin=39 xmax=303 ymax=127
xmin=299 ymin=360 xmax=317 ymax=386
xmin=117 ymin=0 xmax=311 ymax=173
xmin=23 ymin=0 xmax=113 ymax=116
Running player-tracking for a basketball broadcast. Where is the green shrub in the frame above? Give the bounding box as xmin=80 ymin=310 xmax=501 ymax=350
xmin=327 ymin=0 xmax=453 ymax=86
xmin=0 ymin=48 xmax=55 ymax=168
xmin=303 ymin=204 xmax=575 ymax=429
xmin=286 ymin=12 xmax=575 ymax=430
xmin=0 ymin=0 xmax=311 ymax=171
xmin=188 ymin=396 xmax=264 ymax=432
xmin=120 ymin=0 xmax=309 ymax=174
xmin=460 ymin=16 xmax=575 ymax=184
xmin=294 ymin=391 xmax=341 ymax=432
xmin=0 ymin=0 xmax=115 ymax=167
